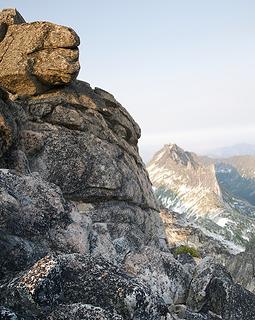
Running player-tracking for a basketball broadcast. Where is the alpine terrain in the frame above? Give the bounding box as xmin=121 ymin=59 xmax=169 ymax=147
xmin=147 ymin=144 xmax=255 ymax=251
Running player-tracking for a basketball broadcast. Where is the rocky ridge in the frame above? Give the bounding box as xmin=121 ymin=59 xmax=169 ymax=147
xmin=147 ymin=144 xmax=255 ymax=250
xmin=0 ymin=8 xmax=255 ymax=320
xmin=160 ymin=208 xmax=255 ymax=295
xmin=160 ymin=209 xmax=232 ymax=262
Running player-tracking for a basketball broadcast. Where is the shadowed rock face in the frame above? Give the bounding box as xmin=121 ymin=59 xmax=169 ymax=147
xmin=0 ymin=98 xmax=16 ymax=157
xmin=19 ymin=81 xmax=157 ymax=209
xmin=0 ymin=87 xmax=25 ymax=159
xmin=10 ymin=79 xmax=163 ymax=261
xmin=0 ymin=9 xmax=80 ymax=96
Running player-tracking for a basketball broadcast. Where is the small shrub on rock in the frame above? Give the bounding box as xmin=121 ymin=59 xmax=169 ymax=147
xmin=174 ymin=245 xmax=200 ymax=258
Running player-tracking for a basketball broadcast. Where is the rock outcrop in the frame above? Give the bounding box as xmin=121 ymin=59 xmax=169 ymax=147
xmin=160 ymin=209 xmax=233 ymax=261
xmin=0 ymin=9 xmax=168 ymax=319
xmin=227 ymin=249 xmax=255 ymax=294
xmin=0 ymin=9 xmax=80 ymax=96
xmin=186 ymin=258 xmax=255 ymax=319
xmin=1 ymin=254 xmax=167 ymax=319
xmin=0 ymin=8 xmax=255 ymax=320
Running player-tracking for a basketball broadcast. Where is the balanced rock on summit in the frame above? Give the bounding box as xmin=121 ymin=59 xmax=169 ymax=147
xmin=0 ymin=9 xmax=80 ymax=96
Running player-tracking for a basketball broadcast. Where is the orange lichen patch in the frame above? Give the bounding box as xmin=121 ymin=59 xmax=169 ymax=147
xmin=18 ymin=255 xmax=57 ymax=295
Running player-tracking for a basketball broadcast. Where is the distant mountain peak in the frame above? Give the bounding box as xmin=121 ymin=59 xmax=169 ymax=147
xmin=167 ymin=143 xmax=180 ymax=151
xmin=147 ymin=143 xmax=255 ymax=249
xmin=153 ymin=143 xmax=197 ymax=168
xmin=148 ymin=142 xmax=221 ymax=198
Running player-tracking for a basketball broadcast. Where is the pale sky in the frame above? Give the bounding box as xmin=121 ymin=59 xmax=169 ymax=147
xmin=3 ymin=1 xmax=255 ymax=161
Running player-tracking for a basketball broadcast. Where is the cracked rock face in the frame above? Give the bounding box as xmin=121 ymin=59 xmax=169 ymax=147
xmin=15 ymin=80 xmax=163 ymax=254
xmin=124 ymin=247 xmax=191 ymax=305
xmin=186 ymin=258 xmax=255 ymax=319
xmin=19 ymin=81 xmax=154 ymax=206
xmin=0 ymin=9 xmax=80 ymax=96
xmin=0 ymin=170 xmax=91 ymax=278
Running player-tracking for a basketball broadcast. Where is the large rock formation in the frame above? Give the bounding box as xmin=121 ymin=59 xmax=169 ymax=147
xmin=0 ymin=8 xmax=255 ymax=320
xmin=0 ymin=9 xmax=168 ymax=319
xmin=0 ymin=9 xmax=80 ymax=96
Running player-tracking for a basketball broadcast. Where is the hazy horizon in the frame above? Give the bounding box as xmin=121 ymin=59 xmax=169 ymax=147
xmin=140 ymin=141 xmax=255 ymax=163
xmin=3 ymin=1 xmax=255 ymax=162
